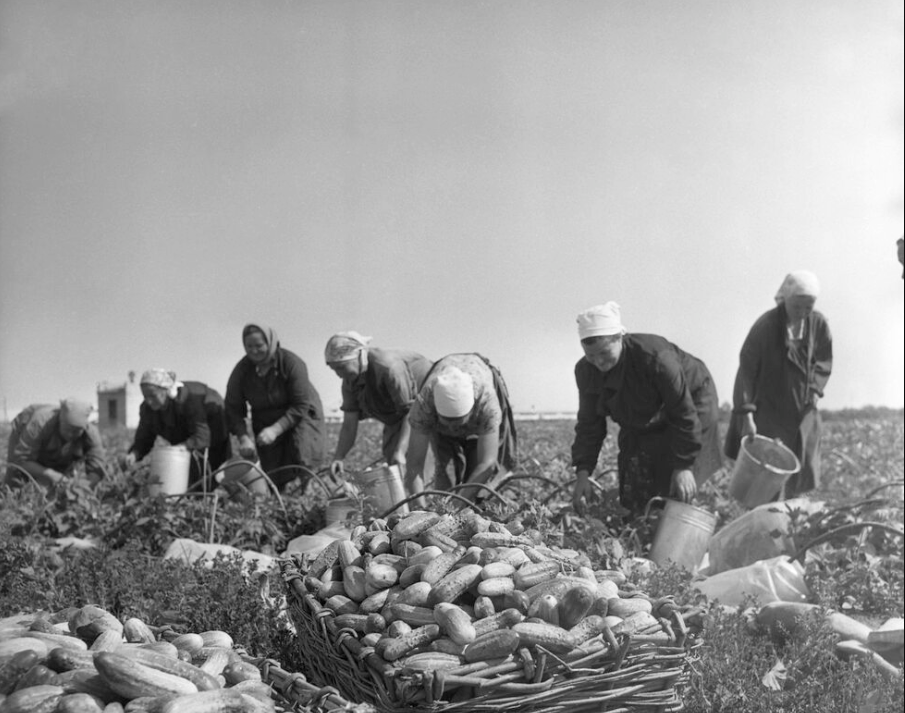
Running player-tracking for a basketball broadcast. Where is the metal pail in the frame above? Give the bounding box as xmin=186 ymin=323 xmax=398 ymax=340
xmin=646 ymin=497 xmax=716 ymax=571
xmin=217 ymin=459 xmax=270 ymax=497
xmin=148 ymin=446 xmax=191 ymax=496
xmin=351 ymin=464 xmax=409 ymax=521
xmin=729 ymin=435 xmax=801 ymax=508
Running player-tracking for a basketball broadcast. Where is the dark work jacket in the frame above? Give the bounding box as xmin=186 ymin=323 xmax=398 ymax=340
xmin=224 ymin=347 xmax=326 ymax=475
xmin=341 ymin=348 xmax=433 ymax=426
xmin=571 ymin=334 xmax=721 ymax=511
xmin=7 ymin=404 xmax=108 ymax=480
xmin=130 ymin=381 xmax=231 ymax=471
xmin=724 ymin=304 xmax=832 ymax=494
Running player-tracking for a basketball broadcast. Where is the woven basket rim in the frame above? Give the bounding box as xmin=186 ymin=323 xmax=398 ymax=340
xmin=280 ymin=556 xmax=697 ymax=712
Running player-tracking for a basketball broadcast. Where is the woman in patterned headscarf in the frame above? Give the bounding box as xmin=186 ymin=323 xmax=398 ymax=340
xmin=324 ymin=331 xmax=432 ymax=479
xmin=724 ymin=271 xmax=833 ymax=498
xmin=224 ymin=323 xmax=326 ymax=491
xmin=123 ymin=369 xmax=232 ymax=489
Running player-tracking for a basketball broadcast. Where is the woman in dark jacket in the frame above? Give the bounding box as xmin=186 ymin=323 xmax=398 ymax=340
xmin=324 ymin=331 xmax=433 ymax=478
xmin=123 ymin=369 xmax=231 ymax=489
xmin=571 ymin=302 xmax=722 ymax=517
xmin=724 ymin=271 xmax=832 ymax=497
xmin=225 ymin=323 xmax=326 ymax=490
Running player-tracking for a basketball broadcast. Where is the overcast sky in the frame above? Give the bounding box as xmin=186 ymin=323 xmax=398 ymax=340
xmin=1 ymin=0 xmax=902 ymax=422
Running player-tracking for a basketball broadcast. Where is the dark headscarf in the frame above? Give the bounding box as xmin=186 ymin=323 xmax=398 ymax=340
xmin=242 ymin=323 xmax=280 ymax=363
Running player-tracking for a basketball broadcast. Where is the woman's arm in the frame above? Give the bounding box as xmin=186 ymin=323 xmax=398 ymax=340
xmin=180 ymin=396 xmax=212 ymax=452
xmin=458 ymin=431 xmax=499 ymax=501
xmin=332 ymin=411 xmax=360 ymax=464
xmin=130 ymin=404 xmax=158 ymax=459
xmin=810 ymin=315 xmax=832 ymax=400
xmin=571 ymin=363 xmax=607 ymax=473
xmin=733 ymin=320 xmax=764 ymax=413
xmin=224 ymin=362 xmax=251 ymax=437
xmin=654 ymin=353 xmax=702 ymax=471
xmin=270 ymin=352 xmax=318 ymax=438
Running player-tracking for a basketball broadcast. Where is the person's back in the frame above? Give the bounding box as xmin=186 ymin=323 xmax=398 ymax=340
xmin=6 ymin=399 xmax=106 ymax=489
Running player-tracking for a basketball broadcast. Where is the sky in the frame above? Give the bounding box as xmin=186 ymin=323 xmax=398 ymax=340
xmin=1 ymin=0 xmax=903 ymax=422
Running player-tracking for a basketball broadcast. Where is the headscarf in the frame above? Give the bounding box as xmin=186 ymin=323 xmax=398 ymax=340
xmin=140 ymin=369 xmax=183 ymax=399
xmin=60 ymin=398 xmax=93 ymax=429
xmin=242 ymin=323 xmax=280 ymax=363
xmin=324 ymin=331 xmax=372 ymax=363
xmin=576 ymin=302 xmax=625 ymax=340
xmin=434 ymin=368 xmax=475 ymax=418
xmin=774 ymin=271 xmax=820 ymax=305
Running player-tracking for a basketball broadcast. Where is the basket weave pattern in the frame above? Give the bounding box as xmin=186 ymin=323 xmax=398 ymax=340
xmin=282 ymin=556 xmax=698 ymax=713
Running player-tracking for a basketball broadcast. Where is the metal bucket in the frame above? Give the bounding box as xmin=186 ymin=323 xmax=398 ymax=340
xmin=148 ymin=446 xmax=191 ymax=496
xmin=646 ymin=497 xmax=716 ymax=571
xmin=729 ymin=435 xmax=801 ymax=508
xmin=217 ymin=459 xmax=269 ymax=497
xmin=350 ymin=464 xmax=409 ymax=521
xmin=325 ymin=497 xmax=360 ymax=527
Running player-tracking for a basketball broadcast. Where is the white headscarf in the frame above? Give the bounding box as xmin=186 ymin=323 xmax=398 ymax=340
xmin=434 ymin=368 xmax=475 ymax=418
xmin=576 ymin=302 xmax=625 ymax=340
xmin=774 ymin=271 xmax=820 ymax=305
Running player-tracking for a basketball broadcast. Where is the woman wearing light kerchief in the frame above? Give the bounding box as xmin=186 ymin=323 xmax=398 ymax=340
xmin=571 ymin=302 xmax=722 ymax=517
xmin=225 ymin=323 xmax=326 ymax=491
xmin=406 ymin=353 xmax=518 ymax=504
xmin=725 ymin=270 xmax=832 ymax=498
xmin=325 ymin=331 xmax=432 ymax=479
xmin=123 ymin=370 xmax=232 ymax=489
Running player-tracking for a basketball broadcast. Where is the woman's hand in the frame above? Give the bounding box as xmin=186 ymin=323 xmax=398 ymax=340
xmin=329 ymin=459 xmax=345 ymax=477
xmin=256 ymin=426 xmax=279 ymax=447
xmin=238 ymin=434 xmax=257 ymax=460
xmin=119 ymin=452 xmax=137 ymax=470
xmin=741 ymin=412 xmax=757 ymax=440
xmin=670 ymin=469 xmax=696 ymax=503
xmin=572 ymin=469 xmax=593 ymax=515
xmin=388 ymin=451 xmax=406 ymax=478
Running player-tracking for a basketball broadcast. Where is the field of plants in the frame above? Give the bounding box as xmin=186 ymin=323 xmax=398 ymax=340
xmin=1 ymin=411 xmax=903 ymax=712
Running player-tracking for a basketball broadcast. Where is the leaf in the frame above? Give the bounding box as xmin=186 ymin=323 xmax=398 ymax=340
xmin=761 ymin=658 xmax=787 ymax=691
xmin=859 ymin=689 xmax=881 ymax=713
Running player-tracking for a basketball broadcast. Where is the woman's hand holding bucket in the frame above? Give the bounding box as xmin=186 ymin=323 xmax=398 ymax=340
xmin=670 ymin=468 xmax=697 ymax=503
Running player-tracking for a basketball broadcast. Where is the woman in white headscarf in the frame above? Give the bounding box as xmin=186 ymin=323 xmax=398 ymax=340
xmin=406 ymin=353 xmax=518 ymax=504
xmin=324 ymin=331 xmax=432 ymax=478
xmin=571 ymin=302 xmax=722 ymax=517
xmin=725 ymin=271 xmax=833 ymax=497
xmin=123 ymin=369 xmax=232 ymax=488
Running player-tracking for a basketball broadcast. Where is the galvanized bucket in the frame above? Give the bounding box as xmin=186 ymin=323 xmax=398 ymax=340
xmin=729 ymin=435 xmax=801 ymax=508
xmin=217 ymin=459 xmax=270 ymax=497
xmin=646 ymin=497 xmax=716 ymax=571
xmin=350 ymin=464 xmax=409 ymax=521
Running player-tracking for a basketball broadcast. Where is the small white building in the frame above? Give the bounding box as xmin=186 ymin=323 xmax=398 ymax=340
xmin=97 ymin=371 xmax=142 ymax=429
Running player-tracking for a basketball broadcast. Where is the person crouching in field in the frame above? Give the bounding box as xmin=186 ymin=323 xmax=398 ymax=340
xmin=4 ymin=398 xmax=108 ymax=491
xmin=405 ymin=353 xmax=517 ymax=505
xmin=324 ymin=331 xmax=432 ymax=481
xmin=724 ymin=271 xmax=832 ymax=498
xmin=225 ymin=323 xmax=326 ymax=492
xmin=571 ymin=302 xmax=722 ymax=518
xmin=120 ymin=369 xmax=232 ymax=490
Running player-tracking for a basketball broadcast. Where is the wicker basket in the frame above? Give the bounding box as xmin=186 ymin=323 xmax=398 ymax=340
xmin=242 ymin=651 xmax=377 ymax=712
xmin=281 ymin=555 xmax=699 ymax=713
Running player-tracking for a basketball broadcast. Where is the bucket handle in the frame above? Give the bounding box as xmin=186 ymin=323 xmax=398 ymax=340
xmin=644 ymin=496 xmax=667 ymax=521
